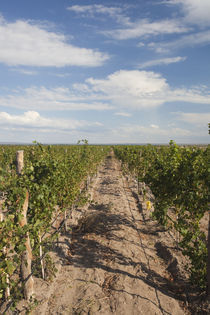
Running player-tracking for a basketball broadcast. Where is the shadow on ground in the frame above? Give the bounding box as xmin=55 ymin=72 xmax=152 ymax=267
xmin=54 ymin=209 xmax=189 ymax=304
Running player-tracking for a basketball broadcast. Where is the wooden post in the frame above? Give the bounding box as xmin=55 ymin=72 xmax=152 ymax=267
xmin=64 ymin=209 xmax=67 ymax=233
xmin=16 ymin=150 xmax=24 ymax=175
xmin=0 ymin=208 xmax=3 ymax=222
xmin=39 ymin=234 xmax=45 ymax=280
xmin=16 ymin=151 xmax=34 ymax=301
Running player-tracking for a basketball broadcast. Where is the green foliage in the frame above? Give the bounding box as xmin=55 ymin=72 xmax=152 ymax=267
xmin=0 ymin=143 xmax=109 ymax=307
xmin=114 ymin=142 xmax=209 ymax=290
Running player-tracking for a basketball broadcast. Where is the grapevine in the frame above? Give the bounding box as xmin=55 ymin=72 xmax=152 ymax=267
xmin=114 ymin=142 xmax=209 ymax=291
xmin=0 ymin=142 xmax=109 ymax=309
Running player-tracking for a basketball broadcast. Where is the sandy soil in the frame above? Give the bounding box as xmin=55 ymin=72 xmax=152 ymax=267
xmin=26 ymin=152 xmax=192 ymax=315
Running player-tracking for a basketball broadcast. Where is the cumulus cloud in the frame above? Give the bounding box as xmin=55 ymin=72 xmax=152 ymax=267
xmin=138 ymin=56 xmax=186 ymax=69
xmin=86 ymin=70 xmax=169 ymax=108
xmin=0 ymin=111 xmax=102 ymax=132
xmin=85 ymin=70 xmax=210 ymax=108
xmin=0 ymin=16 xmax=109 ymax=67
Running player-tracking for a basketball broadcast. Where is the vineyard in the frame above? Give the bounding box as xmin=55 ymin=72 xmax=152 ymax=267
xmin=0 ymin=142 xmax=109 ymax=312
xmin=114 ymin=141 xmax=209 ymax=291
xmin=0 ymin=142 xmax=209 ymax=314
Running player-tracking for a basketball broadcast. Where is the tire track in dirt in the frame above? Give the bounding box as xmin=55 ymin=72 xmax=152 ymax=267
xmin=33 ymin=153 xmax=187 ymax=315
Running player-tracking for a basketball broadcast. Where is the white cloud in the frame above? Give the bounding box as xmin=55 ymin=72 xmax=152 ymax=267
xmin=1 ymin=111 xmax=207 ymax=144
xmin=67 ymin=5 xmax=130 ymax=25
xmin=53 ymin=73 xmax=71 ymax=78
xmin=166 ymin=87 xmax=210 ymax=104
xmin=150 ymin=124 xmax=159 ymax=129
xmin=10 ymin=68 xmax=38 ymax=75
xmin=174 ymin=112 xmax=210 ymax=125
xmin=103 ymin=19 xmax=190 ymax=40
xmin=0 ymin=111 xmax=102 ymax=132
xmin=138 ymin=42 xmax=145 ymax=47
xmin=165 ymin=0 xmax=210 ymax=26
xmin=66 ymin=123 xmax=196 ymax=144
xmin=86 ymin=70 xmax=168 ymax=108
xmin=109 ymin=123 xmax=197 ymax=143
xmin=149 ymin=30 xmax=210 ymax=52
xmin=68 ymin=4 xmax=120 ymax=15
xmin=0 ymin=86 xmax=112 ymax=111
xmin=0 ymin=16 xmax=109 ymax=67
xmin=114 ymin=112 xmax=132 ymax=117
xmin=86 ymin=70 xmax=210 ymax=108
xmin=1 ymin=71 xmax=210 ymax=113
xmin=138 ymin=56 xmax=186 ymax=68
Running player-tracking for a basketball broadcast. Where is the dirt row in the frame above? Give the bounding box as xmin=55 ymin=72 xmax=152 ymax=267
xmin=27 ymin=153 xmax=195 ymax=314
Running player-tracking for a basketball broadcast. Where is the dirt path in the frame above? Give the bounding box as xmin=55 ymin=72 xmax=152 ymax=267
xmin=33 ymin=153 xmax=188 ymax=315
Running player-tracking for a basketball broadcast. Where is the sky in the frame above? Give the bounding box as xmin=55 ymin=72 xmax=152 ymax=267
xmin=0 ymin=0 xmax=210 ymax=144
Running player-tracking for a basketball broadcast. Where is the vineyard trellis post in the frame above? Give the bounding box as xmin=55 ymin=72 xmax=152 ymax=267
xmin=16 ymin=150 xmax=34 ymax=301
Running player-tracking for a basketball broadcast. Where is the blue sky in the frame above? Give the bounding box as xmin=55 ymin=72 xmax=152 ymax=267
xmin=0 ymin=0 xmax=209 ymax=144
